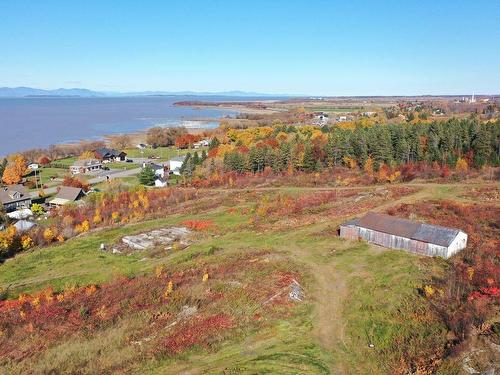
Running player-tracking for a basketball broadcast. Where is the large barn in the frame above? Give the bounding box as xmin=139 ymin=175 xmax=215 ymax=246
xmin=339 ymin=212 xmax=467 ymax=259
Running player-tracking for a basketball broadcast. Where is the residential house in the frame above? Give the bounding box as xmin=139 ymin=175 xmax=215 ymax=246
xmin=0 ymin=185 xmax=32 ymax=212
xmin=142 ymin=162 xmax=166 ymax=178
xmin=137 ymin=143 xmax=148 ymax=150
xmin=168 ymin=156 xmax=186 ymax=176
xmin=313 ymin=112 xmax=329 ymax=126
xmin=154 ymin=176 xmax=168 ymax=188
xmin=70 ymin=159 xmax=102 ymax=174
xmin=48 ymin=186 xmax=86 ymax=206
xmin=94 ymin=148 xmax=127 ymax=162
xmin=339 ymin=212 xmax=467 ymax=259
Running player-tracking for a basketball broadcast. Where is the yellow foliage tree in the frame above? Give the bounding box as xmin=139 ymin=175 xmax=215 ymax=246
xmin=79 ymin=151 xmax=95 ymax=160
xmin=75 ymin=220 xmax=90 ymax=233
xmin=0 ymin=226 xmax=17 ymax=250
xmin=92 ymin=209 xmax=102 ymax=224
xmin=343 ymin=156 xmax=357 ymax=169
xmin=21 ymin=235 xmax=34 ymax=249
xmin=455 ymin=158 xmax=468 ymax=174
xmin=387 ymin=171 xmax=401 ymax=183
xmin=363 ymin=157 xmax=374 ymax=177
xmin=43 ymin=228 xmax=55 ymax=243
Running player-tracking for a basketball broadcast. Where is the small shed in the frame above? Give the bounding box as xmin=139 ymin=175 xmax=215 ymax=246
xmin=49 ymin=186 xmax=85 ymax=206
xmin=339 ymin=212 xmax=467 ymax=259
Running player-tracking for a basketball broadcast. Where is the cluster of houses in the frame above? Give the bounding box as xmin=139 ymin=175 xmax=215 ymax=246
xmin=0 ymin=184 xmax=88 ymax=233
xmin=70 ymin=148 xmax=128 ymax=175
xmin=142 ymin=155 xmax=186 ymax=187
xmin=1 ymin=143 xmax=207 ymax=232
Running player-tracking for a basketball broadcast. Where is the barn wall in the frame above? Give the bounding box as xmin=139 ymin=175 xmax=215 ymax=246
xmin=346 ymin=226 xmax=450 ymax=258
xmin=447 ymin=231 xmax=468 ymax=258
xmin=339 ymin=225 xmax=358 ymax=240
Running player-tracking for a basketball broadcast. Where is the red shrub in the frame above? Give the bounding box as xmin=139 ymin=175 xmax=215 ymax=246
xmin=181 ymin=220 xmax=214 ymax=231
xmin=162 ymin=313 xmax=233 ymax=354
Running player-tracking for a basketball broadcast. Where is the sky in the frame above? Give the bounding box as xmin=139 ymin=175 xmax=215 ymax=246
xmin=1 ymin=0 xmax=499 ymax=96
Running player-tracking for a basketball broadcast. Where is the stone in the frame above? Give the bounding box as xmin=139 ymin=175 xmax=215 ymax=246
xmin=289 ymin=280 xmax=305 ymax=302
xmin=121 ymin=227 xmax=192 ymax=251
xmin=177 ymin=305 xmax=197 ymax=319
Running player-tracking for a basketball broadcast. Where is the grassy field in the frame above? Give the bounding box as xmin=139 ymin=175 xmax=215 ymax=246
xmin=0 ymin=182 xmax=496 ymax=374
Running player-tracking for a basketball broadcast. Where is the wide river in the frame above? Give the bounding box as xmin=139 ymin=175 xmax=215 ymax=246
xmin=0 ymin=96 xmax=245 ymax=155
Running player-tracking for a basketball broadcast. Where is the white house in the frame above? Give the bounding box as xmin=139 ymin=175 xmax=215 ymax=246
xmin=70 ymin=159 xmax=102 ymax=174
xmin=168 ymin=156 xmax=186 ymax=176
xmin=142 ymin=162 xmax=166 ymax=178
xmin=154 ymin=176 xmax=168 ymax=187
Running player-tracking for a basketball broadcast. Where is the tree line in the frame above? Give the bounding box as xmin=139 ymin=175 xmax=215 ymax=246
xmin=220 ymin=119 xmax=499 ymax=174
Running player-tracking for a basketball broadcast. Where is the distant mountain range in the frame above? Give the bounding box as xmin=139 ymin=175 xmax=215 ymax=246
xmin=0 ymin=87 xmax=289 ymax=98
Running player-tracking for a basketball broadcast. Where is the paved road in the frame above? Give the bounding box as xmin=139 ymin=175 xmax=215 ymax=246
xmin=30 ymin=167 xmax=142 ymax=198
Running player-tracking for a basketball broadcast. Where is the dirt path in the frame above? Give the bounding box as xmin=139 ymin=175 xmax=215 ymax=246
xmin=282 ymin=184 xmax=450 ymax=373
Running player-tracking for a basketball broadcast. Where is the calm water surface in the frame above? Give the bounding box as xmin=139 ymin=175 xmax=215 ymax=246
xmin=0 ymin=96 xmax=241 ymax=155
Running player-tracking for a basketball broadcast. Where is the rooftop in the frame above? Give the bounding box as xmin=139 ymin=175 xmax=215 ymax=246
xmin=53 ymin=186 xmax=85 ymax=202
xmin=169 ymin=156 xmax=186 ymax=162
xmin=95 ymin=148 xmax=126 ymax=157
xmin=0 ymin=185 xmax=30 ymax=205
xmin=71 ymin=159 xmax=102 ymax=167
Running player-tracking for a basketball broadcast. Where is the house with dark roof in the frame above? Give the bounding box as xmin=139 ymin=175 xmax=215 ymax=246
xmin=0 ymin=185 xmax=32 ymax=212
xmin=48 ymin=186 xmax=86 ymax=206
xmin=94 ymin=148 xmax=127 ymax=162
xmin=339 ymin=212 xmax=467 ymax=258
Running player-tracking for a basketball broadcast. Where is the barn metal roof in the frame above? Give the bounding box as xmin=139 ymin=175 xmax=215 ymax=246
xmin=412 ymin=223 xmax=460 ymax=248
xmin=342 ymin=212 xmax=462 ymax=247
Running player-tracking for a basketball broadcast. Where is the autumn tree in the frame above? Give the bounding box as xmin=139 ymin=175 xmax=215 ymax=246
xmin=112 ymin=134 xmax=131 ymax=150
xmin=455 ymin=158 xmax=468 ymax=176
xmin=2 ymin=155 xmax=27 ymax=184
xmin=0 ymin=158 xmax=7 ymax=182
xmin=38 ymin=155 xmax=51 ymax=166
xmin=62 ymin=176 xmax=90 ymax=192
xmin=363 ymin=157 xmax=374 ymax=177
xmin=79 ymin=151 xmax=95 ymax=160
xmin=146 ymin=127 xmax=187 ymax=148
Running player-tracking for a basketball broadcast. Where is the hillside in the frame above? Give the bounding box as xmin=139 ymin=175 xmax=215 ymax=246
xmin=0 ymin=181 xmax=498 ymax=374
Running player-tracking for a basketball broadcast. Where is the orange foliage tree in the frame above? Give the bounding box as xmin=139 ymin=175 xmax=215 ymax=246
xmin=61 ymin=176 xmax=90 ymax=192
xmin=2 ymin=155 xmax=27 ymax=184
